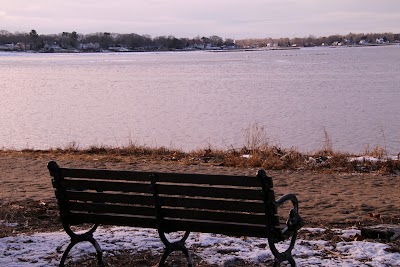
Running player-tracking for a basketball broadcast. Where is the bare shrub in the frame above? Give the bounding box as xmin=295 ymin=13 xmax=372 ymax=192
xmin=363 ymin=144 xmax=387 ymax=159
xmin=64 ymin=141 xmax=80 ymax=152
xmin=317 ymin=128 xmax=333 ymax=156
xmin=281 ymin=149 xmax=306 ymax=169
xmin=242 ymin=123 xmax=269 ymax=152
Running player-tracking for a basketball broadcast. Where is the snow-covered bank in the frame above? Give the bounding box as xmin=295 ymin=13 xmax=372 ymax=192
xmin=1 ymin=227 xmax=399 ymax=266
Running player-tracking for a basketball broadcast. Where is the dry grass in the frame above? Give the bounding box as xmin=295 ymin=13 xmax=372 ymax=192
xmin=1 ymin=144 xmax=399 ymax=175
xmin=2 ymin=148 xmax=399 ymax=174
xmin=364 ymin=144 xmax=388 ymax=158
xmin=1 ymin=124 xmax=399 ymax=174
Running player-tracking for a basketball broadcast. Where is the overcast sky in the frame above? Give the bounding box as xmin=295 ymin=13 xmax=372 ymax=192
xmin=1 ymin=0 xmax=399 ymax=39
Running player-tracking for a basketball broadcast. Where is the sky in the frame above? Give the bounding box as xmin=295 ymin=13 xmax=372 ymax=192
xmin=1 ymin=0 xmax=400 ymax=39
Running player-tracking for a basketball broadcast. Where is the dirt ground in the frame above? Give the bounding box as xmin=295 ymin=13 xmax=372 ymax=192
xmin=1 ymin=154 xmax=399 ymax=226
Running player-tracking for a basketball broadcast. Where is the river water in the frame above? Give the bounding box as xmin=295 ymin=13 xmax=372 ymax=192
xmin=1 ymin=45 xmax=399 ymax=155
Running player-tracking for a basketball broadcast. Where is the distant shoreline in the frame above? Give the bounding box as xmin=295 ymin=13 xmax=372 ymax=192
xmin=1 ymin=42 xmax=398 ymax=55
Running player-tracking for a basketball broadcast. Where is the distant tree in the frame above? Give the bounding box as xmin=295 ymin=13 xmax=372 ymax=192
xmin=2 ymin=29 xmax=400 ymax=52
xmin=0 ymin=30 xmax=11 ymax=44
xmin=153 ymin=36 xmax=168 ymax=49
xmin=58 ymin=31 xmax=78 ymax=48
xmin=305 ymin=35 xmax=316 ymax=47
xmin=100 ymin=32 xmax=112 ymax=49
xmin=209 ymin=35 xmax=223 ymax=46
xmin=326 ymin=34 xmax=341 ymax=45
xmin=201 ymin=36 xmax=210 ymax=46
xmin=42 ymin=34 xmax=58 ymax=46
xmin=69 ymin=31 xmax=78 ymax=48
xmin=224 ymin=38 xmax=235 ymax=45
xmin=29 ymin=29 xmax=41 ymax=50
xmin=277 ymin=38 xmax=290 ymax=47
xmin=119 ymin=33 xmax=144 ymax=49
xmin=83 ymin=32 xmax=103 ymax=44
xmin=292 ymin=37 xmax=303 ymax=46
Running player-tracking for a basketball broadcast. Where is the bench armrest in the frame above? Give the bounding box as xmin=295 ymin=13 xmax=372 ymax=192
xmin=276 ymin=193 xmax=299 ymax=212
xmin=276 ymin=193 xmax=304 ymax=239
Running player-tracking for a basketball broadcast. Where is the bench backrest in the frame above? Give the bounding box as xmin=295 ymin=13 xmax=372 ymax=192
xmin=48 ymin=161 xmax=279 ymax=238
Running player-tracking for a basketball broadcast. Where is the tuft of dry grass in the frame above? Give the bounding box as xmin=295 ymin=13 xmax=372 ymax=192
xmin=363 ymin=144 xmax=388 ymax=159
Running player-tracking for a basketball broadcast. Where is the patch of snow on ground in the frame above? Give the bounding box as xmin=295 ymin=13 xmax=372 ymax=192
xmin=0 ymin=227 xmax=399 ymax=266
xmin=332 ymin=228 xmax=361 ymax=238
xmin=348 ymin=155 xmax=399 ymax=162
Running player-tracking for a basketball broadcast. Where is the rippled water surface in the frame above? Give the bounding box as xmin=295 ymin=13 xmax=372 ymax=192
xmin=1 ymin=46 xmax=400 ymax=154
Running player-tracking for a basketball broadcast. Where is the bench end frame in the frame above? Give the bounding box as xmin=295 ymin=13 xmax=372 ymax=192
xmin=48 ymin=161 xmax=104 ymax=267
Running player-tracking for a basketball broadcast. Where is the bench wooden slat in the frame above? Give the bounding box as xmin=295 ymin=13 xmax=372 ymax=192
xmin=61 ymin=168 xmax=150 ymax=182
xmin=66 ymin=191 xmax=154 ymax=206
xmin=67 ymin=212 xmax=269 ymax=238
xmin=67 ymin=202 xmax=267 ymax=225
xmin=162 ymin=208 xmax=266 ymax=225
xmin=60 ymin=179 xmax=263 ymax=201
xmin=68 ymin=202 xmax=155 ymax=217
xmin=60 ymin=168 xmax=261 ymax=187
xmin=162 ymin=218 xmax=270 ymax=238
xmin=155 ymin=172 xmax=260 ymax=187
xmin=156 ymin=184 xmax=263 ymax=201
xmin=65 ymin=191 xmax=265 ymax=213
xmin=61 ymin=179 xmax=152 ymax=194
xmin=67 ymin=212 xmax=157 ymax=228
xmin=161 ymin=196 xmax=265 ymax=213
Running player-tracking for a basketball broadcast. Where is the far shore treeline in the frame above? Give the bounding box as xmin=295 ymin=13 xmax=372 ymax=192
xmin=0 ymin=29 xmax=399 ymax=52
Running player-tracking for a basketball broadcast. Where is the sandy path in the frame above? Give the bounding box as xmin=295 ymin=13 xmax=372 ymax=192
xmin=1 ymin=156 xmax=399 ymax=225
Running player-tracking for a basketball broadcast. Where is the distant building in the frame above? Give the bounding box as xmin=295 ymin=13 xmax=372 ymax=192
xmin=108 ymin=46 xmax=130 ymax=52
xmin=43 ymin=43 xmax=62 ymax=52
xmin=224 ymin=42 xmax=236 ymax=49
xmin=0 ymin=43 xmax=15 ymax=51
xmin=79 ymin=42 xmax=101 ymax=51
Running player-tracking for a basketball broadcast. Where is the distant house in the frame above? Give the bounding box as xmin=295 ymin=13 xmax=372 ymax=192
xmin=108 ymin=46 xmax=130 ymax=52
xmin=224 ymin=42 xmax=236 ymax=49
xmin=15 ymin=42 xmax=26 ymax=50
xmin=79 ymin=42 xmax=101 ymax=51
xmin=332 ymin=41 xmax=342 ymax=46
xmin=0 ymin=43 xmax=15 ymax=51
xmin=193 ymin=42 xmax=205 ymax=49
xmin=43 ymin=43 xmax=62 ymax=52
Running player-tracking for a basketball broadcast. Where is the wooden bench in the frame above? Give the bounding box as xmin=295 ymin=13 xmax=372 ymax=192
xmin=48 ymin=161 xmax=304 ymax=267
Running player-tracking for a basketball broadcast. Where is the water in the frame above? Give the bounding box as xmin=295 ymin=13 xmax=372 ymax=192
xmin=1 ymin=45 xmax=400 ymax=155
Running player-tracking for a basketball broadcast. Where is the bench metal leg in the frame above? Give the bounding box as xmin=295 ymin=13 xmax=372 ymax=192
xmin=151 ymin=174 xmax=193 ymax=266
xmin=59 ymin=223 xmax=104 ymax=267
xmin=158 ymin=230 xmax=193 ymax=267
xmin=268 ymin=229 xmax=297 ymax=267
xmin=268 ymin=193 xmax=304 ymax=266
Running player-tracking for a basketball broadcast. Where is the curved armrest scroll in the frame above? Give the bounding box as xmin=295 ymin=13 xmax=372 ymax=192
xmin=276 ymin=193 xmax=299 ymax=212
xmin=276 ymin=193 xmax=304 ymax=238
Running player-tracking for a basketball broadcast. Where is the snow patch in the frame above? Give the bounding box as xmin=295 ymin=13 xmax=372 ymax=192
xmin=0 ymin=227 xmax=399 ymax=266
